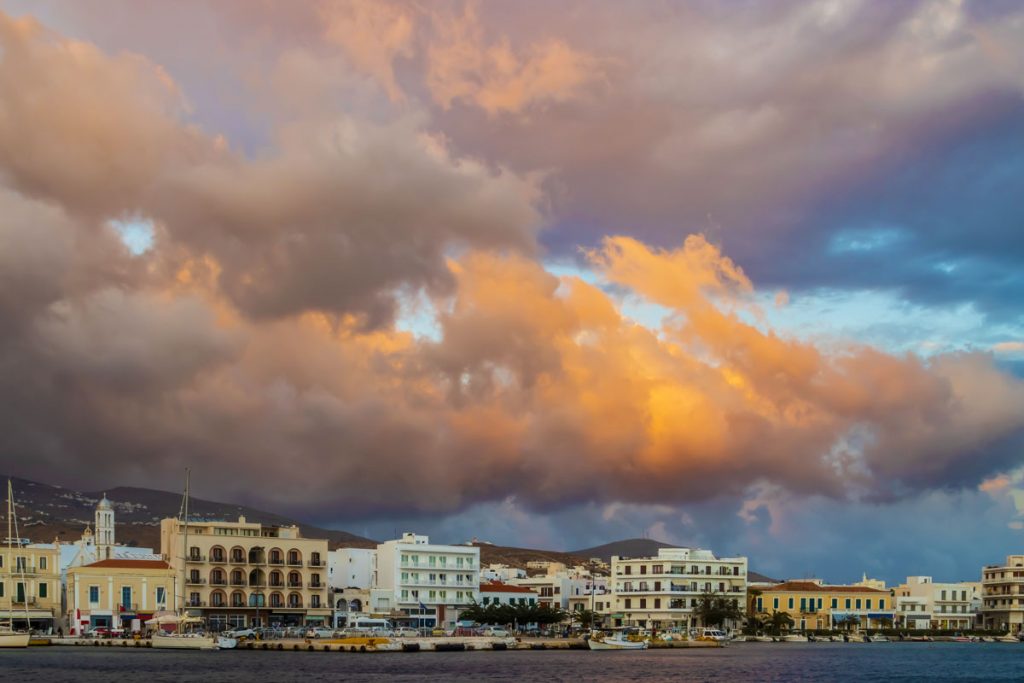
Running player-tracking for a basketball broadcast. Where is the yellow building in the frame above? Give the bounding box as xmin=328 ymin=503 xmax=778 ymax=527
xmin=160 ymin=516 xmax=331 ymax=630
xmin=0 ymin=541 xmax=61 ymax=630
xmin=754 ymin=580 xmax=895 ymax=631
xmin=66 ymin=559 xmax=178 ymax=635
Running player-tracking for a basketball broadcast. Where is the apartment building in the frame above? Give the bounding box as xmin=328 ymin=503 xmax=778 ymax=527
xmin=375 ymin=533 xmax=480 ymax=630
xmin=509 ymin=565 xmax=601 ymax=610
xmin=756 ymin=580 xmax=895 ymax=630
xmin=980 ymin=555 xmax=1024 ymax=634
xmin=66 ymin=559 xmax=177 ymax=634
xmin=893 ymin=576 xmax=979 ymax=630
xmin=0 ymin=541 xmax=61 ymax=630
xmin=607 ymin=547 xmax=748 ymax=630
xmin=480 ymin=581 xmax=539 ymax=607
xmin=160 ymin=516 xmax=331 ymax=629
xmin=328 ymin=547 xmax=376 ymax=590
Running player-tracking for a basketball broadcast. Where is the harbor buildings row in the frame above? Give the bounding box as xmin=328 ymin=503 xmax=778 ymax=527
xmin=6 ymin=491 xmax=1024 ymax=634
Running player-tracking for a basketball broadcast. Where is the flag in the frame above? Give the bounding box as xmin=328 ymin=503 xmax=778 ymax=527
xmin=419 ymin=602 xmax=427 ymax=611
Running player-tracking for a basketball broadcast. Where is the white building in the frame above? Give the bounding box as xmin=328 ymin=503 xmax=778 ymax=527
xmin=981 ymin=555 xmax=1024 ymax=634
xmin=480 ymin=581 xmax=539 ymax=608
xmin=375 ymin=533 xmax=480 ymax=630
xmin=607 ymin=547 xmax=748 ymax=631
xmin=509 ymin=565 xmax=599 ymax=610
xmin=480 ymin=564 xmax=527 ymax=582
xmin=893 ymin=576 xmax=980 ymax=630
xmin=328 ymin=548 xmax=376 ymax=590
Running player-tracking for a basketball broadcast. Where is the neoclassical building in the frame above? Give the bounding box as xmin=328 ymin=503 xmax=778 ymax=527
xmin=160 ymin=516 xmax=331 ymax=629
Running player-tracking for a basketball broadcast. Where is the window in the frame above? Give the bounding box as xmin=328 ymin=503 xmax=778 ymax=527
xmin=941 ymin=590 xmax=946 ymax=601
xmin=788 ymin=598 xmax=794 ymax=609
xmin=756 ymin=597 xmax=763 ymax=612
xmin=0 ymin=582 xmax=3 ymax=598
xmin=89 ymin=586 xmax=100 ymax=603
xmin=817 ymin=598 xmax=823 ymax=609
xmin=845 ymin=599 xmax=851 ymax=609
xmin=879 ymin=599 xmax=885 ymax=609
xmin=654 ymin=598 xmax=661 ymax=609
xmin=831 ymin=598 xmax=837 ymax=608
xmin=429 ymin=590 xmax=436 ymax=600
xmin=639 ymin=599 xmax=647 ymax=609
xmin=625 ymin=599 xmax=632 ymax=609
xmin=866 ymin=599 xmax=872 ymax=609
xmin=156 ymin=587 xmax=166 ymax=605
xmin=640 ymin=566 xmax=647 ymax=575
xmin=773 ymin=597 xmax=779 ymax=609
xmin=39 ymin=583 xmax=48 ymax=598
xmin=855 ymin=599 xmax=862 ymax=610
xmin=652 ymin=565 xmax=663 ymax=574
xmin=40 ymin=557 xmax=47 ymax=570
xmin=624 ymin=566 xmax=632 ymax=575
xmin=800 ymin=598 xmax=806 ymax=611
xmin=401 ymin=589 xmax=409 ymax=600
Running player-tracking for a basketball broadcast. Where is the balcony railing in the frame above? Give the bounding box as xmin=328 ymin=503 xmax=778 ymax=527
xmin=210 ymin=579 xmax=227 ymax=586
xmin=119 ymin=603 xmax=139 ymax=611
xmin=286 ymin=559 xmax=303 ymax=567
xmin=230 ymin=579 xmax=246 ymax=587
xmin=269 ymin=581 xmax=285 ymax=588
xmin=185 ymin=577 xmax=206 ymax=585
xmin=287 ymin=582 xmax=303 ymax=588
xmin=210 ymin=555 xmax=227 ymax=564
xmin=308 ymin=559 xmax=324 ymax=567
xmin=268 ymin=558 xmax=284 ymax=566
xmin=249 ymin=581 xmax=267 ymax=588
xmin=308 ymin=583 xmax=324 ymax=590
xmin=186 ymin=600 xmax=207 ymax=607
xmin=11 ymin=566 xmax=39 ymax=575
xmin=230 ymin=556 xmax=246 ymax=564
xmin=12 ymin=597 xmax=38 ymax=606
xmin=186 ymin=555 xmax=206 ymax=563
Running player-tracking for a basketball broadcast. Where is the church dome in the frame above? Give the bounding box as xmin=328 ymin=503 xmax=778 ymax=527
xmin=97 ymin=493 xmax=112 ymax=511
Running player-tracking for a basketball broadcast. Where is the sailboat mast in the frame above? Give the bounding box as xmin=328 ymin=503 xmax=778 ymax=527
xmin=180 ymin=468 xmax=191 ymax=632
xmin=5 ymin=480 xmax=12 ymax=632
xmin=8 ymin=480 xmax=30 ymax=631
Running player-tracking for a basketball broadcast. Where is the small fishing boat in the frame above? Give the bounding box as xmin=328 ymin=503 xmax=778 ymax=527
xmin=779 ymin=633 xmax=807 ymax=642
xmin=588 ymin=630 xmax=648 ymax=650
xmin=868 ymin=633 xmax=889 ymax=642
xmin=997 ymin=633 xmax=1021 ymax=643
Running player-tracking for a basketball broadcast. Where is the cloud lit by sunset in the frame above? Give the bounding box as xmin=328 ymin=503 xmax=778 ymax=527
xmin=1 ymin=0 xmax=1023 ymax=582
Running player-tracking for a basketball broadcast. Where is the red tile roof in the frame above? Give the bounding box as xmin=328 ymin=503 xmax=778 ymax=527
xmin=85 ymin=559 xmax=170 ymax=569
xmin=762 ymin=580 xmax=887 ymax=594
xmin=480 ymin=581 xmax=538 ymax=594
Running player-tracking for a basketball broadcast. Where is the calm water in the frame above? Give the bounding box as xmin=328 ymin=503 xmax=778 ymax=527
xmin=2 ymin=643 xmax=1023 ymax=682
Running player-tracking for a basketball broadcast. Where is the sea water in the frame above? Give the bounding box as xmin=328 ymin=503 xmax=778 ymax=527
xmin=2 ymin=642 xmax=1022 ymax=682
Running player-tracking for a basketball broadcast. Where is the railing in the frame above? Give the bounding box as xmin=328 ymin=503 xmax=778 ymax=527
xmin=248 ymin=557 xmax=267 ymax=566
xmin=287 ymin=559 xmax=303 ymax=567
xmin=249 ymin=581 xmax=267 ymax=588
xmin=185 ymin=577 xmax=206 ymax=585
xmin=230 ymin=579 xmax=246 ymax=587
xmin=12 ymin=597 xmax=38 ymax=606
xmin=308 ymin=583 xmax=324 ymax=589
xmin=287 ymin=582 xmax=303 ymax=588
xmin=186 ymin=601 xmax=207 ymax=607
xmin=230 ymin=556 xmax=246 ymax=564
xmin=308 ymin=559 xmax=324 ymax=567
xmin=12 ymin=566 xmax=39 ymax=575
xmin=119 ymin=603 xmax=139 ymax=611
xmin=186 ymin=555 xmax=206 ymax=563
xmin=269 ymin=582 xmax=285 ymax=588
xmin=210 ymin=579 xmax=227 ymax=586
xmin=268 ymin=558 xmax=284 ymax=566
xmin=210 ymin=555 xmax=227 ymax=564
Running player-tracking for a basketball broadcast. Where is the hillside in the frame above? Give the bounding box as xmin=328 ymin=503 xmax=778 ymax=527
xmin=472 ymin=542 xmax=590 ymax=570
xmin=0 ymin=475 xmax=376 ymax=552
xmin=572 ymin=538 xmax=675 ymax=561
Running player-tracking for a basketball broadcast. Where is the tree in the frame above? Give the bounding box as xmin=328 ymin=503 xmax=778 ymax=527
xmin=693 ymin=590 xmax=743 ymax=628
xmin=571 ymin=608 xmax=596 ymax=630
xmin=759 ymin=610 xmax=794 ymax=636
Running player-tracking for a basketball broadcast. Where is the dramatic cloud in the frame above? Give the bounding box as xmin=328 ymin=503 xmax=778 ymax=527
xmin=1 ymin=3 xmax=1023 ymax=575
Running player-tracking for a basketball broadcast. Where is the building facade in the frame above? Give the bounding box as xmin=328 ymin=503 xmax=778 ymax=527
xmin=66 ymin=559 xmax=177 ymax=635
xmin=375 ymin=533 xmax=480 ymax=630
xmin=755 ymin=580 xmax=895 ymax=631
xmin=606 ymin=548 xmax=748 ymax=630
xmin=981 ymin=555 xmax=1024 ymax=634
xmin=480 ymin=581 xmax=539 ymax=608
xmin=160 ymin=516 xmax=331 ymax=629
xmin=328 ymin=548 xmax=376 ymax=590
xmin=893 ymin=576 xmax=979 ymax=630
xmin=0 ymin=541 xmax=60 ymax=630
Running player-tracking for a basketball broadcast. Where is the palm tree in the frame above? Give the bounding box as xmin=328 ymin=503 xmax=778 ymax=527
xmin=693 ymin=590 xmax=744 ymax=628
xmin=759 ymin=610 xmax=794 ymax=636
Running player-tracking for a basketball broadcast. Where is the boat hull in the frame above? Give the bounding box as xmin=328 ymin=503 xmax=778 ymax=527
xmin=152 ymin=632 xmax=218 ymax=650
xmin=588 ymin=638 xmax=648 ymax=650
xmin=0 ymin=632 xmax=31 ymax=648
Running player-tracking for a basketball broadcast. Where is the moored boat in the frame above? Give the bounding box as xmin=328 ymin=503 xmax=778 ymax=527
xmin=780 ymin=633 xmax=807 ymax=642
xmin=997 ymin=633 xmax=1021 ymax=643
xmin=588 ymin=631 xmax=648 ymax=650
xmin=152 ymin=631 xmax=218 ymax=650
xmin=0 ymin=632 xmax=31 ymax=648
xmin=1 ymin=481 xmax=32 ymax=649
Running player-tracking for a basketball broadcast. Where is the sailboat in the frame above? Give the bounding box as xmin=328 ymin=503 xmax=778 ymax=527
xmin=1 ymin=480 xmax=31 ymax=648
xmin=152 ymin=470 xmax=220 ymax=651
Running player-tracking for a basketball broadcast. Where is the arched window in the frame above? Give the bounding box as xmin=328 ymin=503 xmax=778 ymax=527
xmin=210 ymin=590 xmax=226 ymax=608
xmin=270 ymin=592 xmax=283 ymax=608
xmin=231 ymin=546 xmax=245 ymax=563
xmin=248 ymin=569 xmax=265 ymax=587
xmin=269 ymin=548 xmax=283 ymax=565
xmin=231 ymin=591 xmax=246 ymax=608
xmin=210 ymin=546 xmax=226 ymax=563
xmin=288 ymin=571 xmax=302 ymax=587
xmin=287 ymin=549 xmax=302 ymax=566
xmin=231 ymin=570 xmax=245 ymax=586
xmin=210 ymin=568 xmax=226 ymax=586
xmin=287 ymin=592 xmax=302 ymax=608
xmin=270 ymin=570 xmax=283 ymax=587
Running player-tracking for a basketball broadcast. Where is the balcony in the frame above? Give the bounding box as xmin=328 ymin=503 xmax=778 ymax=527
xmin=308 ymin=559 xmax=324 ymax=568
xmin=118 ymin=603 xmax=139 ymax=612
xmin=268 ymin=558 xmax=284 ymax=566
xmin=186 ymin=554 xmax=206 ymax=563
xmin=269 ymin=581 xmax=285 ymax=588
xmin=185 ymin=577 xmax=206 ymax=586
xmin=11 ymin=566 xmax=39 ymax=575
xmin=229 ymin=579 xmax=246 ymax=587
xmin=308 ymin=583 xmax=324 ymax=590
xmin=209 ymin=555 xmax=227 ymax=564
xmin=287 ymin=582 xmax=303 ymax=589
xmin=230 ymin=557 xmax=247 ymax=565
xmin=249 ymin=581 xmax=267 ymax=589
xmin=210 ymin=579 xmax=227 ymax=586
xmin=12 ymin=597 xmax=38 ymax=606
xmin=286 ymin=559 xmax=303 ymax=567
xmin=186 ymin=601 xmax=207 ymax=608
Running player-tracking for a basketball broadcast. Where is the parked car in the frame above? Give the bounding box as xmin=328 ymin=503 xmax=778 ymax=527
xmin=305 ymin=627 xmax=337 ymax=639
xmin=84 ymin=627 xmax=122 ymax=639
xmin=430 ymin=627 xmax=452 ymax=637
xmin=482 ymin=626 xmax=510 ymax=637
xmin=393 ymin=627 xmax=420 ymax=638
xmin=224 ymin=627 xmax=258 ymax=640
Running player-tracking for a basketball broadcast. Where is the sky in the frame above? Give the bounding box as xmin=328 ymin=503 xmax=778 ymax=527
xmin=0 ymin=0 xmax=1022 ymax=585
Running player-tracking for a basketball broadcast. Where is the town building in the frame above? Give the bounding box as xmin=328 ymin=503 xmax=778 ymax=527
xmin=509 ymin=564 xmax=601 ymax=611
xmin=606 ymin=547 xmax=748 ymax=631
xmin=61 ymin=495 xmax=159 ymax=579
xmin=0 ymin=540 xmax=61 ymax=631
xmin=375 ymin=533 xmax=480 ymax=630
xmin=480 ymin=581 xmax=539 ymax=608
xmin=159 ymin=515 xmax=331 ymax=630
xmin=892 ymin=576 xmax=979 ymax=630
xmin=480 ymin=563 xmax=527 ymax=582
xmin=980 ymin=555 xmax=1024 ymax=634
xmin=66 ymin=559 xmax=176 ymax=635
xmin=755 ymin=579 xmax=895 ymax=631
xmin=328 ymin=548 xmax=376 ymax=590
